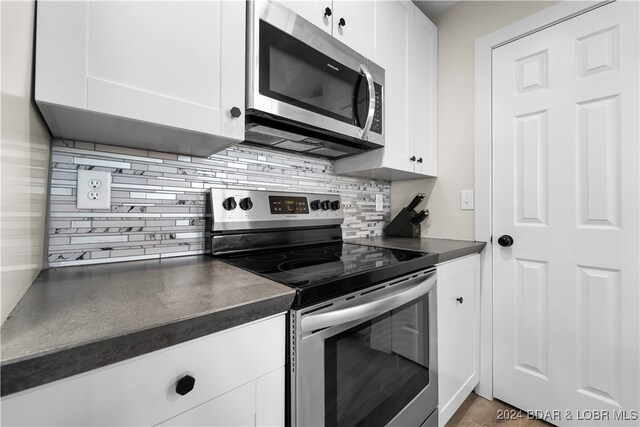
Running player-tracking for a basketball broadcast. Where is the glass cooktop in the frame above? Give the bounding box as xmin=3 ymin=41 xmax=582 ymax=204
xmin=219 ymin=242 xmax=437 ymax=308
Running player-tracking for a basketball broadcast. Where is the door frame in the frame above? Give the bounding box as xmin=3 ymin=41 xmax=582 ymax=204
xmin=473 ymin=0 xmax=613 ymax=400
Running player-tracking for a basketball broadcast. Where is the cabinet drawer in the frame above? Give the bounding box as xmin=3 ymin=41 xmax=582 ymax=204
xmin=156 ymin=380 xmax=256 ymax=427
xmin=1 ymin=315 xmax=285 ymax=426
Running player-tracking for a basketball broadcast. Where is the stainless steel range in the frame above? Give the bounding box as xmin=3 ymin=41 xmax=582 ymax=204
xmin=207 ymin=189 xmax=438 ymax=427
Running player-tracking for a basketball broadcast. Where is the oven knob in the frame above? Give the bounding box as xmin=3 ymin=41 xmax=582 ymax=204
xmin=222 ymin=197 xmax=237 ymax=211
xmin=239 ymin=197 xmax=253 ymax=211
xmin=330 ymin=200 xmax=341 ymax=210
xmin=321 ymin=200 xmax=330 ymax=210
xmin=310 ymin=200 xmax=321 ymax=211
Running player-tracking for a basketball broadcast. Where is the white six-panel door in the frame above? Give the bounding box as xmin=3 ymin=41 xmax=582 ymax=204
xmin=492 ymin=1 xmax=639 ymax=425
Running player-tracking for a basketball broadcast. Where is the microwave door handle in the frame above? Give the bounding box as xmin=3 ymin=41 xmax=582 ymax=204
xmin=358 ymin=64 xmax=376 ymax=138
xmin=300 ymin=272 xmax=436 ymax=333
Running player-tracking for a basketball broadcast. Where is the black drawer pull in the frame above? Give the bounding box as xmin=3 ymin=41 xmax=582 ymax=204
xmin=175 ymin=375 xmax=195 ymax=396
xmin=456 ymin=297 xmax=464 ymax=304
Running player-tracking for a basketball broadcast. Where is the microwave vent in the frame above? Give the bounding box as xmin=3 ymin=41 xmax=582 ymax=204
xmin=307 ymin=147 xmax=349 ymax=158
xmin=243 ymin=130 xmax=282 ymax=145
xmin=247 ymin=125 xmax=306 ymax=142
xmin=273 ymin=139 xmax=322 ymax=152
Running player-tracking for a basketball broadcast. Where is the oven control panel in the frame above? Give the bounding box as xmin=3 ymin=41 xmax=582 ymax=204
xmin=269 ymin=196 xmax=309 ymax=214
xmin=210 ymin=189 xmax=343 ymax=232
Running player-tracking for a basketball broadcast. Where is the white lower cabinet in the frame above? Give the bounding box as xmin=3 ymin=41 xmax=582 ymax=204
xmin=1 ymin=315 xmax=285 ymax=427
xmin=157 ymin=367 xmax=284 ymax=427
xmin=436 ymin=254 xmax=481 ymax=426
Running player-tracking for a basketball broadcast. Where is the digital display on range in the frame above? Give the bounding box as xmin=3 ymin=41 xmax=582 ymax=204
xmin=269 ymin=196 xmax=309 ymax=214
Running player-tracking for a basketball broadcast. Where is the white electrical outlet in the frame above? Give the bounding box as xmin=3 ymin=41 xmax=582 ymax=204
xmin=375 ymin=194 xmax=383 ymax=212
xmin=77 ymin=170 xmax=111 ymax=209
xmin=460 ymin=190 xmax=474 ymax=210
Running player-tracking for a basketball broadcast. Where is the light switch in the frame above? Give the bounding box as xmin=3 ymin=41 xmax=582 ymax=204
xmin=375 ymin=194 xmax=383 ymax=212
xmin=460 ymin=190 xmax=474 ymax=210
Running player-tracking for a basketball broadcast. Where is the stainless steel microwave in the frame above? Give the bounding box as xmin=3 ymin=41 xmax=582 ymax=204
xmin=245 ymin=0 xmax=385 ymax=159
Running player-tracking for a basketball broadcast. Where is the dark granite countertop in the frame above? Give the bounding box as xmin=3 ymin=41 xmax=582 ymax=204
xmin=347 ymin=236 xmax=486 ymax=263
xmin=1 ymin=256 xmax=295 ymax=397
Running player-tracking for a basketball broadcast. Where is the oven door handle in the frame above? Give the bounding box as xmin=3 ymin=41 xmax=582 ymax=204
xmin=300 ymin=272 xmax=436 ymax=333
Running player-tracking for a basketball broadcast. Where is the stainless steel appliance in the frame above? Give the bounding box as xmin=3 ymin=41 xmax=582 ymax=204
xmin=245 ymin=0 xmax=385 ymax=159
xmin=207 ymin=189 xmax=438 ymax=427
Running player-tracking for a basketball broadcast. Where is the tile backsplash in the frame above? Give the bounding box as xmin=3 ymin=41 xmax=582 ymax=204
xmin=47 ymin=140 xmax=390 ymax=267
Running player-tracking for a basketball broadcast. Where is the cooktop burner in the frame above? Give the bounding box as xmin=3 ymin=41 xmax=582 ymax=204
xmin=219 ymin=242 xmax=437 ymax=307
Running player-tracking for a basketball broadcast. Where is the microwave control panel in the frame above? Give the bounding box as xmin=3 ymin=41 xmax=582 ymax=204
xmin=371 ymin=83 xmax=383 ymax=135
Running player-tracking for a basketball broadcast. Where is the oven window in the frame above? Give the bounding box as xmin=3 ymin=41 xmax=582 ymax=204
xmin=259 ymin=21 xmax=368 ymax=126
xmin=324 ymin=297 xmax=430 ymax=427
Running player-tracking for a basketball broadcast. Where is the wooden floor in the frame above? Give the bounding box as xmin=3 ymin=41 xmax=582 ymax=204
xmin=446 ymin=393 xmax=552 ymax=427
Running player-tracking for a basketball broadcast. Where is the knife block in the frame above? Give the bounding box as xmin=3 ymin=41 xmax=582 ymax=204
xmin=383 ymin=208 xmax=421 ymax=238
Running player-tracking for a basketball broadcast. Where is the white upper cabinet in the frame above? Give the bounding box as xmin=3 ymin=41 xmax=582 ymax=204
xmin=35 ymin=1 xmax=245 ymax=156
xmin=412 ymin=10 xmax=438 ymax=177
xmin=278 ymin=0 xmax=333 ymax=34
xmin=278 ymin=0 xmax=378 ymax=60
xmin=334 ymin=1 xmax=437 ymax=180
xmin=331 ymin=0 xmax=378 ymax=60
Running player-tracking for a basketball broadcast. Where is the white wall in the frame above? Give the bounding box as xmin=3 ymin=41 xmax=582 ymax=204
xmin=392 ymin=1 xmax=556 ymax=240
xmin=1 ymin=1 xmax=51 ymax=323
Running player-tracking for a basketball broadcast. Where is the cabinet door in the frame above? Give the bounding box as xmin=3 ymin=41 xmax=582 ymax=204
xmin=437 ymin=255 xmax=480 ymax=426
xmin=86 ymin=1 xmax=244 ymax=141
xmin=278 ymin=0 xmax=332 ymax=34
xmin=35 ymin=1 xmax=245 ymax=147
xmin=332 ymin=0 xmax=378 ymax=60
xmin=256 ymin=367 xmax=285 ymax=426
xmin=413 ymin=10 xmax=438 ymax=176
xmin=377 ymin=0 xmax=415 ymax=173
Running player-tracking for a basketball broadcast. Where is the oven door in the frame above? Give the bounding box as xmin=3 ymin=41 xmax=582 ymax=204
xmin=247 ymin=0 xmax=384 ymax=146
xmin=291 ymin=270 xmax=437 ymax=427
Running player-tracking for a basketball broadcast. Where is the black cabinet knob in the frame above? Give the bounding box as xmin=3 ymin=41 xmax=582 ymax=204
xmin=230 ymin=107 xmax=242 ymax=118
xmin=310 ymin=200 xmax=321 ymax=211
xmin=324 ymin=7 xmax=332 ymax=17
xmin=410 ymin=156 xmax=416 ymax=162
xmin=222 ymin=197 xmax=237 ymax=211
xmin=330 ymin=200 xmax=341 ymax=211
xmin=456 ymin=297 xmax=464 ymax=304
xmin=417 ymin=158 xmax=423 ymax=163
xmin=175 ymin=375 xmax=195 ymax=396
xmin=321 ymin=200 xmax=330 ymax=210
xmin=239 ymin=197 xmax=253 ymax=211
xmin=338 ymin=17 xmax=346 ymax=27
xmin=498 ymin=235 xmax=514 ymax=247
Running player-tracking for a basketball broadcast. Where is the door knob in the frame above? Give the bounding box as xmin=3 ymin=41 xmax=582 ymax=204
xmin=338 ymin=17 xmax=346 ymax=27
xmin=410 ymin=156 xmax=416 ymax=162
xmin=417 ymin=157 xmax=423 ymax=163
xmin=498 ymin=235 xmax=514 ymax=247
xmin=324 ymin=7 xmax=332 ymax=17
xmin=456 ymin=297 xmax=464 ymax=304
xmin=230 ymin=106 xmax=242 ymax=118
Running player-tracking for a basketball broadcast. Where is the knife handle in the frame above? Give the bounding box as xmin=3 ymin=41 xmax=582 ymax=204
xmin=406 ymin=193 xmax=425 ymax=212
